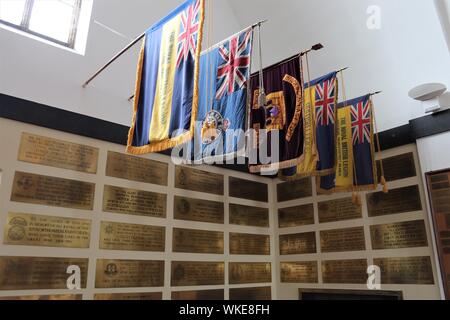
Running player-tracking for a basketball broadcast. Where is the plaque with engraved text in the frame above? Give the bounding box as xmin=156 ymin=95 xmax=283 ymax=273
xmin=277 ymin=178 xmax=312 ymax=202
xmin=0 ymin=257 xmax=88 ymax=290
xmin=229 ymin=287 xmax=272 ymax=300
xmin=99 ymin=221 xmax=165 ymax=252
xmin=230 ymin=233 xmax=270 ymax=255
xmin=11 ymin=172 xmax=95 ymax=210
xmin=171 ymin=290 xmax=224 ymax=300
xmin=322 ymin=259 xmax=368 ymax=284
xmin=18 ymin=133 xmax=99 ymax=174
xmin=278 ymin=204 xmax=314 ymax=228
xmin=279 ymin=232 xmax=316 ymax=255
xmin=0 ymin=294 xmax=82 ymax=300
xmin=174 ymin=196 xmax=224 ymax=224
xmin=171 ymin=261 xmax=224 ymax=286
xmin=370 ymin=220 xmax=428 ymax=250
xmin=103 ymin=185 xmax=166 ymax=218
xmin=377 ymin=153 xmax=416 ymax=182
xmin=374 ymin=257 xmax=434 ymax=284
xmin=95 ymin=259 xmax=164 ymax=288
xmin=318 ymin=198 xmax=362 ymax=223
xmin=172 ymin=228 xmax=224 ymax=254
xmin=94 ymin=292 xmax=162 ymax=300
xmin=229 ymin=262 xmax=272 ymax=284
xmin=4 ymin=212 xmax=91 ymax=248
xmin=320 ymin=227 xmax=366 ymax=253
xmin=280 ymin=261 xmax=318 ymax=283
xmin=175 ymin=166 xmax=224 ymax=195
xmin=367 ymin=185 xmax=422 ymax=217
xmin=229 ymin=204 xmax=269 ymax=228
xmin=229 ymin=177 xmax=268 ymax=202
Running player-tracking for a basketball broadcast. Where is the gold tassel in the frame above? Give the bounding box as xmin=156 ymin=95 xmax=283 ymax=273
xmin=352 ymin=192 xmax=362 ymax=206
xmin=381 ymin=176 xmax=388 ymax=193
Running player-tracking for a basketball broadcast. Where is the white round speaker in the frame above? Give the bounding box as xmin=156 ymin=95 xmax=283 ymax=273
xmin=408 ymin=83 xmax=447 ymax=101
xmin=439 ymin=91 xmax=450 ymax=108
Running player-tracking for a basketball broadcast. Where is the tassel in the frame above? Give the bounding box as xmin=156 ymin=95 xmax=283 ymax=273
xmin=352 ymin=192 xmax=362 ymax=206
xmin=381 ymin=176 xmax=388 ymax=193
xmin=258 ymin=90 xmax=267 ymax=108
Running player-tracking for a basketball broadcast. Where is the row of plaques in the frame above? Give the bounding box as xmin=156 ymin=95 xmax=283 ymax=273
xmin=278 ymin=219 xmax=428 ymax=254
xmin=0 ymin=257 xmax=272 ymax=290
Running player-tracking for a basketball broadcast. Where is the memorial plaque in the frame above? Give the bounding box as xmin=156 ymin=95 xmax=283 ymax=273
xmin=279 ymin=232 xmax=316 ymax=255
xmin=18 ymin=132 xmax=99 ymax=174
xmin=0 ymin=294 xmax=82 ymax=300
xmin=318 ymin=198 xmax=362 ymax=223
xmin=99 ymin=221 xmax=165 ymax=252
xmin=171 ymin=290 xmax=224 ymax=300
xmin=377 ymin=153 xmax=416 ymax=182
xmin=322 ymin=259 xmax=368 ymax=284
xmin=229 ymin=177 xmax=268 ymax=202
xmin=175 ymin=166 xmax=224 ymax=195
xmin=280 ymin=262 xmax=318 ymax=283
xmin=320 ymin=227 xmax=366 ymax=253
xmin=230 ymin=233 xmax=270 ymax=255
xmin=277 ymin=178 xmax=312 ymax=202
xmin=374 ymin=257 xmax=434 ymax=284
xmin=106 ymin=151 xmax=168 ymax=186
xmin=95 ymin=259 xmax=164 ymax=288
xmin=103 ymin=185 xmax=166 ymax=218
xmin=0 ymin=256 xmax=88 ymax=290
xmin=11 ymin=172 xmax=95 ymax=210
xmin=94 ymin=292 xmax=162 ymax=300
xmin=171 ymin=261 xmax=224 ymax=286
xmin=367 ymin=185 xmax=422 ymax=217
xmin=4 ymin=212 xmax=91 ymax=248
xmin=229 ymin=287 xmax=272 ymax=300
xmin=172 ymin=228 xmax=224 ymax=254
xmin=370 ymin=220 xmax=428 ymax=250
xmin=229 ymin=262 xmax=272 ymax=284
xmin=174 ymin=196 xmax=224 ymax=224
xmin=229 ymin=204 xmax=269 ymax=227
xmin=429 ymin=173 xmax=450 ymax=215
xmin=278 ymin=204 xmax=314 ymax=228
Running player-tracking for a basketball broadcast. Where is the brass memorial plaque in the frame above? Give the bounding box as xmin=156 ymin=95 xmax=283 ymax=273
xmin=11 ymin=171 xmax=95 ymax=210
xmin=95 ymin=259 xmax=164 ymax=288
xmin=0 ymin=294 xmax=82 ymax=300
xmin=279 ymin=232 xmax=316 ymax=255
xmin=172 ymin=228 xmax=224 ymax=254
xmin=377 ymin=153 xmax=416 ymax=182
xmin=278 ymin=204 xmax=314 ymax=228
xmin=229 ymin=177 xmax=268 ymax=202
xmin=277 ymin=178 xmax=312 ymax=202
xmin=374 ymin=257 xmax=434 ymax=284
xmin=229 ymin=262 xmax=272 ymax=284
xmin=229 ymin=287 xmax=272 ymax=300
xmin=174 ymin=196 xmax=224 ymax=224
xmin=171 ymin=290 xmax=224 ymax=300
xmin=171 ymin=261 xmax=224 ymax=286
xmin=99 ymin=221 xmax=165 ymax=252
xmin=229 ymin=204 xmax=269 ymax=228
xmin=320 ymin=227 xmax=366 ymax=253
xmin=322 ymin=259 xmax=368 ymax=284
xmin=370 ymin=220 xmax=428 ymax=250
xmin=318 ymin=197 xmax=362 ymax=223
xmin=367 ymin=185 xmax=422 ymax=217
xmin=230 ymin=233 xmax=270 ymax=255
xmin=280 ymin=262 xmax=318 ymax=283
xmin=175 ymin=166 xmax=224 ymax=195
xmin=94 ymin=292 xmax=162 ymax=300
xmin=103 ymin=185 xmax=166 ymax=218
xmin=4 ymin=212 xmax=91 ymax=248
xmin=0 ymin=256 xmax=88 ymax=290
xmin=106 ymin=151 xmax=168 ymax=186
xmin=19 ymin=133 xmax=99 ymax=174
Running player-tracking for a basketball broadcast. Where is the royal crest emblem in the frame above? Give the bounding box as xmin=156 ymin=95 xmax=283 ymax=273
xmin=201 ymin=110 xmax=230 ymax=145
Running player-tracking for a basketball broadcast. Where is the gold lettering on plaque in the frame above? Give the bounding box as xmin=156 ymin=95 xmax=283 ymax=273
xmin=229 ymin=177 xmax=268 ymax=202
xmin=280 ymin=262 xmax=318 ymax=283
xmin=367 ymin=185 xmax=422 ymax=217
xmin=374 ymin=257 xmax=434 ymax=284
xmin=277 ymin=178 xmax=312 ymax=202
xmin=229 ymin=287 xmax=272 ymax=300
xmin=94 ymin=292 xmax=162 ymax=300
xmin=175 ymin=166 xmax=224 ymax=195
xmin=174 ymin=196 xmax=224 ymax=224
xmin=229 ymin=204 xmax=269 ymax=228
xmin=103 ymin=185 xmax=166 ymax=218
xmin=171 ymin=261 xmax=224 ymax=286
xmin=279 ymin=232 xmax=316 ymax=255
xmin=172 ymin=228 xmax=224 ymax=254
xmin=11 ymin=172 xmax=95 ymax=210
xmin=106 ymin=151 xmax=168 ymax=186
xmin=322 ymin=259 xmax=368 ymax=284
xmin=4 ymin=212 xmax=91 ymax=248
xmin=370 ymin=220 xmax=428 ymax=250
xmin=0 ymin=257 xmax=88 ymax=290
xmin=18 ymin=132 xmax=99 ymax=174
xmin=229 ymin=262 xmax=272 ymax=284
xmin=171 ymin=290 xmax=224 ymax=300
xmin=95 ymin=259 xmax=164 ymax=288
xmin=377 ymin=153 xmax=416 ymax=182
xmin=318 ymin=198 xmax=362 ymax=223
xmin=99 ymin=221 xmax=165 ymax=252
xmin=230 ymin=233 xmax=270 ymax=255
xmin=278 ymin=204 xmax=314 ymax=228
xmin=320 ymin=227 xmax=366 ymax=253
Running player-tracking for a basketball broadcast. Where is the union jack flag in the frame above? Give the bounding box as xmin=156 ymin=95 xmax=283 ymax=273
xmin=215 ymin=28 xmax=252 ymax=100
xmin=177 ymin=0 xmax=201 ymax=68
xmin=315 ymin=77 xmax=336 ymax=126
xmin=351 ymin=99 xmax=372 ymax=145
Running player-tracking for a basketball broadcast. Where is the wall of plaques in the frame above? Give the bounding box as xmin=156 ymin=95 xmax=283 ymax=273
xmin=0 ymin=118 xmax=275 ymax=300
xmin=275 ymin=145 xmax=442 ymax=300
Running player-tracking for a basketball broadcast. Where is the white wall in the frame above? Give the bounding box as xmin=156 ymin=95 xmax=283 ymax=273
xmin=0 ymin=0 xmax=241 ymax=126
xmin=417 ymin=132 xmax=450 ymax=174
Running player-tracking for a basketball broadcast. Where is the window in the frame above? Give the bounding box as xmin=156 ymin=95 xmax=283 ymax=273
xmin=0 ymin=0 xmax=83 ymax=49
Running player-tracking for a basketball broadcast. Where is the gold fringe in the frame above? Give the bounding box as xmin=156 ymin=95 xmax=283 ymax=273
xmin=249 ymin=154 xmax=305 ymax=174
xmin=381 ymin=176 xmax=389 ymax=193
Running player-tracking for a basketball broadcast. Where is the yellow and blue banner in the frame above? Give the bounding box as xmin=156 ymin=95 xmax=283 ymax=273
xmin=127 ymin=0 xmax=205 ymax=154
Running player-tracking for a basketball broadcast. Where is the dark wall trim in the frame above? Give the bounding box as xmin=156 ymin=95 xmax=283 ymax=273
xmin=2 ymin=93 xmax=450 ymax=176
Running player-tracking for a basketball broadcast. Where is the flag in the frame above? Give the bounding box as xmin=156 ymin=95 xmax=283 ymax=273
xmin=192 ymin=27 xmax=253 ymax=162
xmin=318 ymin=94 xmax=378 ymax=193
xmin=127 ymin=0 xmax=205 ymax=154
xmin=248 ymin=54 xmax=304 ymax=173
